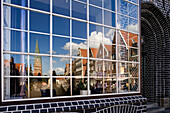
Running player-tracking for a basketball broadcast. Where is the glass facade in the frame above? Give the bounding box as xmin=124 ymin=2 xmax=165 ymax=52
xmin=2 ymin=0 xmax=139 ymax=101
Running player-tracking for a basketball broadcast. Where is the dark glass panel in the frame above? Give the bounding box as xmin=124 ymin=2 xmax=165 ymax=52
xmin=53 ymin=78 xmax=70 ymax=96
xmin=89 ymin=6 xmax=102 ymax=24
xmin=104 ymin=10 xmax=115 ymax=27
xmin=72 ymin=1 xmax=87 ymax=20
xmin=4 ymin=0 xmax=28 ymax=7
xmin=72 ymin=20 xmax=87 ymax=39
xmin=4 ymin=77 xmax=28 ymax=100
xmin=53 ymin=16 xmax=70 ymax=36
xmin=104 ymin=0 xmax=115 ymax=11
xmin=53 ymin=0 xmax=70 ymax=16
xmin=30 ymin=0 xmax=50 ymax=12
xmin=30 ymin=78 xmax=50 ymax=98
xmin=90 ymin=78 xmax=103 ymax=94
xmin=30 ymin=11 xmax=50 ymax=33
xmin=72 ymin=78 xmax=88 ymax=95
xmin=104 ymin=78 xmax=116 ymax=93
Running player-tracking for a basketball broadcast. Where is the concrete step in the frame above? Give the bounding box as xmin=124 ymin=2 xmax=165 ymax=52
xmin=147 ymin=106 xmax=165 ymax=113
xmin=146 ymin=102 xmax=158 ymax=109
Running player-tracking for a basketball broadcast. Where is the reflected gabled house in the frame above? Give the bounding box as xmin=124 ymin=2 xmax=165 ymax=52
xmin=74 ymin=48 xmax=87 ymax=77
xmin=64 ymin=63 xmax=70 ymax=76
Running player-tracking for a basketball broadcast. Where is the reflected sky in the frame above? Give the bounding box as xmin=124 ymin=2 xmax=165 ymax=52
xmin=72 ymin=1 xmax=87 ymax=20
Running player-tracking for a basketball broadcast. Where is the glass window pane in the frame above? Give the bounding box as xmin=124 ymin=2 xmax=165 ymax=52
xmin=104 ymin=78 xmax=116 ymax=93
xmin=4 ymin=29 xmax=28 ymax=52
xmin=53 ymin=36 xmax=70 ymax=55
xmin=104 ymin=10 xmax=115 ymax=27
xmin=129 ymin=63 xmax=139 ymax=77
xmin=104 ymin=61 xmax=116 ymax=77
xmin=104 ymin=0 xmax=115 ymax=11
xmin=72 ymin=78 xmax=88 ymax=95
xmin=72 ymin=58 xmax=88 ymax=77
xmin=118 ymin=78 xmax=139 ymax=92
xmin=72 ymin=1 xmax=87 ymax=20
xmin=30 ymin=33 xmax=50 ymax=54
xmin=118 ymin=78 xmax=128 ymax=92
xmin=4 ymin=0 xmax=28 ymax=7
xmin=72 ymin=39 xmax=87 ymax=56
xmin=117 ymin=15 xmax=128 ymax=30
xmin=89 ymin=6 xmax=102 ymax=24
xmin=128 ymin=3 xmax=138 ymax=19
xmin=4 ymin=54 xmax=28 ymax=76
xmin=4 ymin=6 xmax=27 ymax=30
xmin=52 ymin=57 xmax=70 ymax=76
xmin=104 ymin=28 xmax=115 ymax=45
xmin=117 ymin=0 xmax=128 ymax=15
xmin=4 ymin=77 xmax=28 ymax=100
xmin=129 ymin=78 xmax=139 ymax=91
xmin=129 ymin=48 xmax=138 ymax=62
xmin=30 ymin=56 xmax=50 ymax=76
xmin=129 ymin=33 xmax=138 ymax=48
xmin=117 ymin=30 xmax=128 ymax=46
xmin=89 ymin=24 xmax=102 ymax=42
xmin=53 ymin=0 xmax=70 ymax=16
xmin=129 ymin=18 xmax=138 ymax=33
xmin=53 ymin=78 xmax=70 ymax=96
xmin=30 ymin=0 xmax=50 ymax=12
xmin=89 ymin=0 xmax=102 ymax=7
xmin=118 ymin=62 xmax=128 ymax=74
xmin=72 ymin=20 xmax=87 ymax=39
xmin=89 ymin=41 xmax=102 ymax=58
xmin=89 ymin=60 xmax=103 ymax=76
xmin=90 ymin=78 xmax=103 ymax=94
xmin=53 ymin=16 xmax=70 ymax=36
xmin=30 ymin=11 xmax=50 ymax=33
xmin=30 ymin=78 xmax=50 ymax=98
xmin=117 ymin=46 xmax=128 ymax=61
xmin=103 ymin=45 xmax=116 ymax=60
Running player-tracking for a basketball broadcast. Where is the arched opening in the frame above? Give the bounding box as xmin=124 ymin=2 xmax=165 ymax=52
xmin=141 ymin=2 xmax=170 ymax=105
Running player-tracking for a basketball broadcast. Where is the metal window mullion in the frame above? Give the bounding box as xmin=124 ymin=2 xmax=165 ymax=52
xmin=1 ymin=0 xmax=4 ymax=101
xmin=87 ymin=0 xmax=90 ymax=95
xmin=102 ymin=0 xmax=105 ymax=94
xmin=115 ymin=0 xmax=119 ymax=94
xmin=138 ymin=0 xmax=140 ymax=93
xmin=50 ymin=0 xmax=53 ymax=98
xmin=27 ymin=0 xmax=30 ymax=98
xmin=70 ymin=0 xmax=73 ymax=96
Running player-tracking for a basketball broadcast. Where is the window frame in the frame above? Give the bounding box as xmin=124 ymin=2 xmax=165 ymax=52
xmin=1 ymin=0 xmax=141 ymax=103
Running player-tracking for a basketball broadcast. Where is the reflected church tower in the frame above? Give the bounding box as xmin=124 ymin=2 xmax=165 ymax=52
xmin=34 ymin=40 xmax=42 ymax=76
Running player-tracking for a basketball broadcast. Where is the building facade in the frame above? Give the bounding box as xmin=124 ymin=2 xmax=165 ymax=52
xmin=0 ymin=0 xmax=149 ymax=112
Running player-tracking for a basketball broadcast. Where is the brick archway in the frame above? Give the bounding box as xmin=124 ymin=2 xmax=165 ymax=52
xmin=141 ymin=2 xmax=170 ymax=104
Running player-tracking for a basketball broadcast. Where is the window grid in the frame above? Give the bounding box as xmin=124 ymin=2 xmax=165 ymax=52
xmin=1 ymin=0 xmax=140 ymax=101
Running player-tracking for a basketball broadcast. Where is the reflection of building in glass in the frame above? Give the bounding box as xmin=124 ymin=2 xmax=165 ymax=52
xmin=33 ymin=40 xmax=42 ymax=76
xmin=4 ymin=57 xmax=27 ymax=99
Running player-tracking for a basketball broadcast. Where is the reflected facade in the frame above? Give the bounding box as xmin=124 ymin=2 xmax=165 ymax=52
xmin=2 ymin=0 xmax=140 ymax=101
